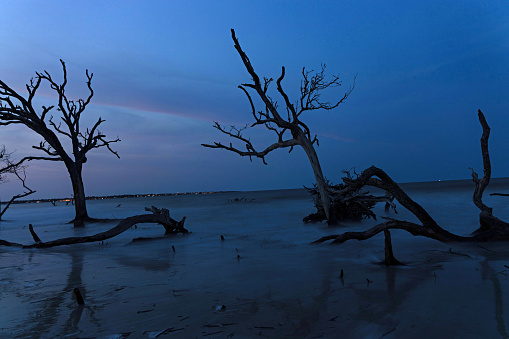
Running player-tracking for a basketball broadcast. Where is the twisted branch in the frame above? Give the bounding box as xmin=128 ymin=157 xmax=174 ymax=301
xmin=0 ymin=207 xmax=187 ymax=248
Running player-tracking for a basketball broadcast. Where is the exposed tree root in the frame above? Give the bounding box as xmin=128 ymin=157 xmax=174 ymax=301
xmin=0 ymin=206 xmax=187 ymax=249
xmin=303 ymin=176 xmax=396 ymax=224
xmin=315 ymin=110 xmax=509 ymax=247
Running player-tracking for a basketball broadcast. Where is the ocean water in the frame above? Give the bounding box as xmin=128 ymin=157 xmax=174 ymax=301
xmin=1 ymin=180 xmax=509 ymax=338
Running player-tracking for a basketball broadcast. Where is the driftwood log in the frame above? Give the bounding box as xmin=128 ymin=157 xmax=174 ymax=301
xmin=314 ymin=110 xmax=509 ymax=246
xmin=0 ymin=206 xmax=187 ymax=249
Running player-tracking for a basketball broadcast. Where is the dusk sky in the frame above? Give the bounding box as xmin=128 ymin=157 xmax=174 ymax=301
xmin=1 ymin=1 xmax=509 ymax=199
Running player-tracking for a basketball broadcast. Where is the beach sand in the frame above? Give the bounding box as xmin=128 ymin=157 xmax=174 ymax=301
xmin=1 ymin=188 xmax=509 ymax=338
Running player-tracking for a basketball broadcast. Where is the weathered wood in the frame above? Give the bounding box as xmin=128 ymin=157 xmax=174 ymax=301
xmin=314 ymin=218 xmax=464 ymax=244
xmin=470 ymin=110 xmax=492 ymax=214
xmin=382 ymin=229 xmax=402 ymax=266
xmin=73 ymin=288 xmax=85 ymax=305
xmin=470 ymin=110 xmax=509 ymax=234
xmin=304 ymin=177 xmax=396 ymax=224
xmin=29 ymin=224 xmax=42 ymax=243
xmin=314 ymin=110 xmax=509 ymax=248
xmin=0 ymin=207 xmax=187 ymax=249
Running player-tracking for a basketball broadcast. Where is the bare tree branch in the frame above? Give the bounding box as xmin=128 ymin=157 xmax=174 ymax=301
xmin=202 ymin=121 xmax=299 ymax=165
xmin=470 ymin=109 xmax=492 ymax=214
xmin=0 ymin=146 xmax=36 ymax=219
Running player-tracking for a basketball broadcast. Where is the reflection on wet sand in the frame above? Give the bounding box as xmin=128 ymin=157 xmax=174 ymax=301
xmin=6 ymin=251 xmax=102 ymax=337
xmin=482 ymin=260 xmax=508 ymax=338
xmin=2 ymin=188 xmax=509 ymax=337
xmin=2 ymin=242 xmax=509 ymax=338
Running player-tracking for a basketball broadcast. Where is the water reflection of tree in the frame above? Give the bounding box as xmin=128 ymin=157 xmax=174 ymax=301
xmin=15 ymin=250 xmax=100 ymax=337
xmin=481 ymin=260 xmax=508 ymax=338
xmin=340 ymin=264 xmax=436 ymax=334
xmin=346 ymin=259 xmax=509 ymax=338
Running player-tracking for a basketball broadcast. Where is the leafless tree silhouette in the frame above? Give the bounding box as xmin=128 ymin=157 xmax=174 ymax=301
xmin=0 ymin=60 xmax=120 ymax=225
xmin=203 ymin=29 xmax=355 ymax=221
xmin=0 ymin=146 xmax=35 ymax=219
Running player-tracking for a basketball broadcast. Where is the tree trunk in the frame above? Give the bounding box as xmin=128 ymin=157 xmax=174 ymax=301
xmin=300 ymin=136 xmax=331 ymax=221
xmin=66 ymin=162 xmax=89 ymax=225
xmin=382 ymin=229 xmax=402 ymax=266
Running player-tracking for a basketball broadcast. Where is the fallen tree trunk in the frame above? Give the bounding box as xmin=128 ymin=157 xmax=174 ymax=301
xmin=315 ymin=110 xmax=509 ymax=246
xmin=0 ymin=206 xmax=187 ymax=249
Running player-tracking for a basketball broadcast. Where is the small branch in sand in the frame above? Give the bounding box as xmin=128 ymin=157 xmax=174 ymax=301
xmin=448 ymin=248 xmax=471 ymax=258
xmin=476 ymin=244 xmax=497 ymax=253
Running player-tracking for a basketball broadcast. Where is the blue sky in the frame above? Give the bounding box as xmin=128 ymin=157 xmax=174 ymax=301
xmin=1 ymin=1 xmax=509 ymax=199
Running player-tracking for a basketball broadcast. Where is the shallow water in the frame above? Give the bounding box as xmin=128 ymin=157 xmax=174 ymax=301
xmin=1 ymin=182 xmax=509 ymax=338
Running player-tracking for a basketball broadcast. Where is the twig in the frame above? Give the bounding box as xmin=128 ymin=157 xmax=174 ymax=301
xmin=449 ymin=248 xmax=471 ymax=258
xmin=476 ymin=244 xmax=497 ymax=253
xmin=380 ymin=327 xmax=396 ymax=338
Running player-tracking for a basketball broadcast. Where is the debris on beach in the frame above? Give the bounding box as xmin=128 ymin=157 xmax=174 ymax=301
xmin=73 ymin=287 xmax=85 ymax=305
xmin=102 ymin=333 xmax=131 ymax=339
xmin=228 ymin=197 xmax=247 ymax=202
xmin=214 ymin=304 xmax=227 ymax=312
xmin=144 ymin=327 xmax=185 ymax=338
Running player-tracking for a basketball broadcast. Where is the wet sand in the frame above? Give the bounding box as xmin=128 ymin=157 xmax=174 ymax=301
xmin=1 ymin=189 xmax=509 ymax=338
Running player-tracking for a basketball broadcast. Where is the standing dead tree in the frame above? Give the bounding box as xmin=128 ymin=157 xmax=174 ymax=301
xmin=202 ymin=29 xmax=355 ymax=222
xmin=0 ymin=146 xmax=35 ymax=220
xmin=0 ymin=60 xmax=120 ymax=226
xmin=314 ymin=110 xmax=509 ymax=249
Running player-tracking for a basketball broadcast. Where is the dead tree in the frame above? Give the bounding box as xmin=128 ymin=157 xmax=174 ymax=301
xmin=0 ymin=146 xmax=35 ymax=220
xmin=202 ymin=29 xmax=355 ymax=221
xmin=0 ymin=206 xmax=187 ymax=248
xmin=314 ymin=110 xmax=509 ymax=248
xmin=0 ymin=60 xmax=120 ymax=225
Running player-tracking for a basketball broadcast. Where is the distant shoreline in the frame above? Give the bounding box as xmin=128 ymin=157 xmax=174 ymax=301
xmin=0 ymin=191 xmax=233 ymax=205
xmin=5 ymin=176 xmax=509 ymax=206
